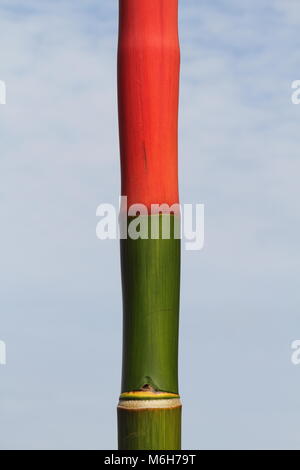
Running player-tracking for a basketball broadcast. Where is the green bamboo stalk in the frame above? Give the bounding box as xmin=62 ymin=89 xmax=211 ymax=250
xmin=118 ymin=215 xmax=181 ymax=450
xmin=120 ymin=215 xmax=180 ymax=394
xmin=118 ymin=400 xmax=181 ymax=450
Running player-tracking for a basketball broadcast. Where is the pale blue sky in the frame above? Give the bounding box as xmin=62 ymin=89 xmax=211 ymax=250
xmin=0 ymin=0 xmax=300 ymax=449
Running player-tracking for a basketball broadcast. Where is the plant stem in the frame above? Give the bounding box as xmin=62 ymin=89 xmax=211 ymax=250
xmin=117 ymin=0 xmax=181 ymax=450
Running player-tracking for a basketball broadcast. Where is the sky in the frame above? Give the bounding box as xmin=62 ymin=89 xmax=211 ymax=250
xmin=0 ymin=0 xmax=300 ymax=450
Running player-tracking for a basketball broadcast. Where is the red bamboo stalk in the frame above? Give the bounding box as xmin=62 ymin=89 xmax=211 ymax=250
xmin=118 ymin=0 xmax=180 ymax=209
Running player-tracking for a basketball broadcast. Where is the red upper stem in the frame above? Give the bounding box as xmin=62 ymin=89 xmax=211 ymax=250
xmin=118 ymin=0 xmax=180 ymax=211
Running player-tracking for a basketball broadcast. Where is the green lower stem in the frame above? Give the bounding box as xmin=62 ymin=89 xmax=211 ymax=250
xmin=120 ymin=214 xmax=181 ymax=394
xmin=118 ymin=401 xmax=182 ymax=450
xmin=118 ymin=214 xmax=181 ymax=450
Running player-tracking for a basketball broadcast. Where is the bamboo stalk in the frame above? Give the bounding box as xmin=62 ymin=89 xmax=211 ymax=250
xmin=117 ymin=0 xmax=181 ymax=450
